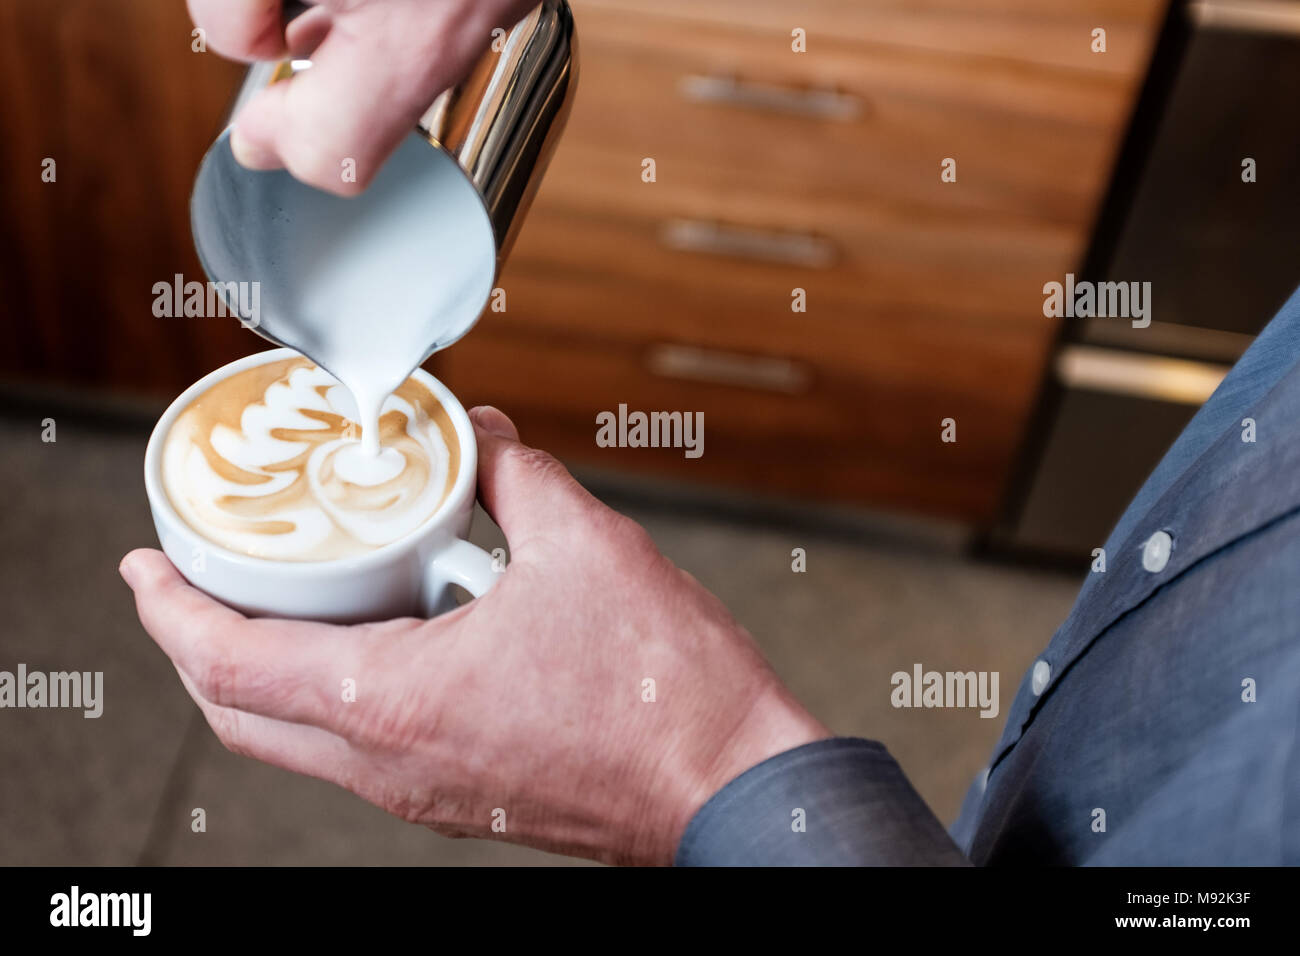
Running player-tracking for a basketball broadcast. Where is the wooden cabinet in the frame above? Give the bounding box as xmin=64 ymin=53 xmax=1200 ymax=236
xmin=430 ymin=0 xmax=1167 ymax=521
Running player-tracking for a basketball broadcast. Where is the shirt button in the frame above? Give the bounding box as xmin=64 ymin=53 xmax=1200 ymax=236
xmin=1031 ymin=660 xmax=1051 ymax=696
xmin=1142 ymin=530 xmax=1173 ymax=573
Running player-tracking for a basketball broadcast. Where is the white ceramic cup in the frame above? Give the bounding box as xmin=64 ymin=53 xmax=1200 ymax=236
xmin=144 ymin=348 xmax=498 ymax=624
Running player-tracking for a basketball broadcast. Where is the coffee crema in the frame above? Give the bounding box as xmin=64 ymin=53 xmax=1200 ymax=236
xmin=162 ymin=357 xmax=459 ymax=561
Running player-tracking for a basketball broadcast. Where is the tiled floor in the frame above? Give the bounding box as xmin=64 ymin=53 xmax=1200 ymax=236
xmin=0 ymin=408 xmax=1081 ymax=865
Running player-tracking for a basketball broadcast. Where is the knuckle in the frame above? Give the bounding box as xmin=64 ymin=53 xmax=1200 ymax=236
xmin=353 ymin=696 xmax=422 ymax=753
xmin=192 ymin=642 xmax=239 ymax=706
xmin=383 ymin=787 xmax=436 ymax=826
xmin=281 ymin=146 xmax=351 ymax=195
xmin=500 ymin=445 xmax=591 ymax=511
xmin=601 ymin=509 xmax=657 ymax=554
xmin=574 ymin=506 xmax=666 ymax=575
xmin=209 ymin=706 xmax=251 ymax=758
xmin=336 ymin=648 xmax=425 ymax=751
xmin=277 ymin=123 xmax=371 ymax=196
xmin=503 ymin=444 xmax=565 ymax=481
xmin=190 ymin=0 xmax=285 ymax=61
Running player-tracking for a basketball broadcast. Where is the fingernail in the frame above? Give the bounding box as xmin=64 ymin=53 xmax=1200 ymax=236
xmin=471 ymin=406 xmax=518 ymax=440
xmin=229 ymin=127 xmax=280 ymax=169
xmin=119 ymin=553 xmax=139 ymax=589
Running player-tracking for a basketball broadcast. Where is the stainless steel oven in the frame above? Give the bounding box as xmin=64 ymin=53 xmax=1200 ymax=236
xmin=992 ymin=0 xmax=1300 ymax=559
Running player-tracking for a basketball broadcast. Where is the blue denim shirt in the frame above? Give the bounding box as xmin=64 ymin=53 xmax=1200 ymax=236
xmin=676 ymin=286 xmax=1300 ymax=866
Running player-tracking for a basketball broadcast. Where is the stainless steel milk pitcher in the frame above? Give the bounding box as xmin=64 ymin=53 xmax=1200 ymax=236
xmin=190 ymin=0 xmax=577 ymax=358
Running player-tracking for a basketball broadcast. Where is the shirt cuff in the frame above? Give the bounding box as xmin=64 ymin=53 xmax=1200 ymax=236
xmin=674 ymin=736 xmax=970 ymax=866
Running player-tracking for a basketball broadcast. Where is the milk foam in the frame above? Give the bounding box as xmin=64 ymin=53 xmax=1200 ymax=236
xmin=163 ymin=358 xmax=458 ymax=561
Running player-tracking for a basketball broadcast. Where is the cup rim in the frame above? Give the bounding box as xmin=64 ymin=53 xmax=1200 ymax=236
xmin=144 ymin=347 xmax=478 ymax=575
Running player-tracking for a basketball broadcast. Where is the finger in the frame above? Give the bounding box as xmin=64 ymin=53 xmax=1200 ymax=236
xmin=285 ymin=4 xmax=333 ymax=58
xmin=175 ymin=665 xmax=360 ymax=787
xmin=120 ymin=549 xmax=363 ymax=731
xmin=188 ymin=0 xmax=288 ymax=63
xmin=228 ymin=10 xmax=468 ymax=193
xmin=468 ymin=406 xmax=596 ymax=549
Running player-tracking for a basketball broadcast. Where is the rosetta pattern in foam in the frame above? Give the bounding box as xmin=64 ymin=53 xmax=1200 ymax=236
xmin=162 ymin=359 xmax=457 ymax=561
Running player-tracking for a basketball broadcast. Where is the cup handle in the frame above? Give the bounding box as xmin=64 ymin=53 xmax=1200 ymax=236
xmin=427 ymin=538 xmax=500 ymax=602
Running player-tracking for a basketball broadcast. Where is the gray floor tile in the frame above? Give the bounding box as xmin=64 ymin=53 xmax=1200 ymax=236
xmin=145 ymin=718 xmax=592 ymax=866
xmin=0 ymin=415 xmax=196 ymax=864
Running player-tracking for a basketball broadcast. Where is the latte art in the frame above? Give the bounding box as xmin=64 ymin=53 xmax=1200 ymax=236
xmin=162 ymin=357 xmax=458 ymax=561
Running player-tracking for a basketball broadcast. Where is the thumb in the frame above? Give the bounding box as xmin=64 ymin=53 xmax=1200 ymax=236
xmin=469 ymin=406 xmax=595 ymax=549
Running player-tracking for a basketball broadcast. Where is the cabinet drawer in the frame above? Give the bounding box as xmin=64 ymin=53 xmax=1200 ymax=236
xmin=548 ymin=5 xmax=1149 ymax=232
xmin=430 ymin=321 xmax=1038 ymax=521
xmin=577 ymin=0 xmax=1165 ymax=77
xmin=502 ymin=202 xmax=1066 ymax=383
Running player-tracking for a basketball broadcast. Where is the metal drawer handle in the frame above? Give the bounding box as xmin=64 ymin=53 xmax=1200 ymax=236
xmin=678 ymin=73 xmax=864 ymax=121
xmin=659 ymin=219 xmax=837 ymax=268
xmin=646 ymin=344 xmax=812 ymax=394
xmin=1055 ymin=345 xmax=1229 ymax=406
xmin=1190 ymin=0 xmax=1300 ymax=36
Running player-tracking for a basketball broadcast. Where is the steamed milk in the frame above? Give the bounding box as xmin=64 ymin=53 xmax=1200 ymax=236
xmin=162 ymin=357 xmax=458 ymax=561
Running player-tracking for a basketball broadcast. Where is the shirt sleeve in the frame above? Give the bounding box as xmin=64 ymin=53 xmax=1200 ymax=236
xmin=674 ymin=737 xmax=971 ymax=866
